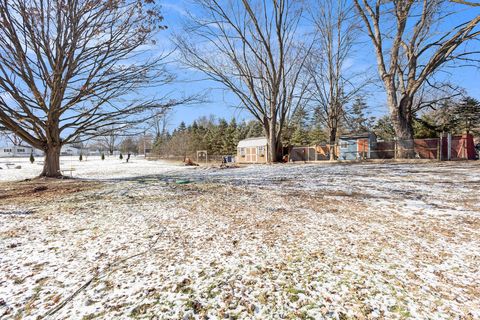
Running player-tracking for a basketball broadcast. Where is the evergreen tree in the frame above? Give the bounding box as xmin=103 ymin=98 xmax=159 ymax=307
xmin=29 ymin=152 xmax=35 ymax=164
xmin=308 ymin=127 xmax=328 ymax=144
xmin=287 ymin=107 xmax=310 ymax=146
xmin=413 ymin=115 xmax=438 ymax=138
xmin=222 ymin=118 xmax=239 ymax=154
xmin=203 ymin=126 xmax=216 ymax=155
xmin=349 ymin=97 xmax=374 ymax=133
xmin=245 ymin=120 xmax=264 ymax=138
xmin=451 ymin=97 xmax=480 ymax=135
xmin=235 ymin=121 xmax=249 ymax=144
xmin=373 ymin=116 xmax=396 ymax=141
xmin=308 ymin=107 xmax=328 ymax=145
xmin=416 ymin=96 xmax=480 ymax=136
xmin=216 ymin=119 xmax=229 ymax=154
xmin=191 ymin=121 xmax=199 ymax=132
xmin=178 ymin=121 xmax=187 ymax=132
xmin=290 ymin=126 xmax=310 ymax=146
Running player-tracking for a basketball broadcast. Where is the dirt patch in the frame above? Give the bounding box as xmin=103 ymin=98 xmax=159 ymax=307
xmin=0 ymin=179 xmax=101 ymax=204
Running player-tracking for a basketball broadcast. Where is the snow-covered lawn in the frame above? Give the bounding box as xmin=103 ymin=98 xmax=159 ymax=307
xmin=0 ymin=156 xmax=188 ymax=181
xmin=1 ymin=159 xmax=479 ymax=319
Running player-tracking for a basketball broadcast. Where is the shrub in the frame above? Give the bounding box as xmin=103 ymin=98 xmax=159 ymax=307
xmin=29 ymin=153 xmax=35 ymax=164
xmin=101 ymin=153 xmax=105 ymax=160
xmin=119 ymin=153 xmax=123 ymax=160
xmin=79 ymin=153 xmax=83 ymax=161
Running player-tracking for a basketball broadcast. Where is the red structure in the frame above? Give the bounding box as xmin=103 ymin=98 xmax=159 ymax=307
xmin=414 ymin=138 xmax=439 ymax=159
xmin=442 ymin=133 xmax=476 ymax=160
xmin=373 ymin=134 xmax=476 ymax=160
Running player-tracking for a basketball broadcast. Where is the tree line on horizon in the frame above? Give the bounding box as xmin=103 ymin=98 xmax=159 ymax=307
xmin=0 ymin=0 xmax=479 ymax=176
xmin=154 ymin=96 xmax=480 ymax=158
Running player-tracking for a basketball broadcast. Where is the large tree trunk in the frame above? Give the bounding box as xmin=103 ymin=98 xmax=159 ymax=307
xmin=40 ymin=144 xmax=62 ymax=178
xmin=391 ymin=96 xmax=415 ymax=158
xmin=267 ymin=121 xmax=277 ymax=163
xmin=266 ymin=119 xmax=282 ymax=163
xmin=328 ymin=126 xmax=337 ymax=161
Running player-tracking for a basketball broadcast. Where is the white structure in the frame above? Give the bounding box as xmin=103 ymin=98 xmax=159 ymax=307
xmin=60 ymin=145 xmax=82 ymax=156
xmin=0 ymin=145 xmax=43 ymax=158
xmin=237 ymin=137 xmax=269 ymax=163
xmin=0 ymin=143 xmax=82 ymax=158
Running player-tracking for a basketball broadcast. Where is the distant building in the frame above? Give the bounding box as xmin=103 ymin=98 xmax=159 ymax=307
xmin=60 ymin=145 xmax=82 ymax=156
xmin=338 ymin=132 xmax=377 ymax=160
xmin=0 ymin=145 xmax=43 ymax=158
xmin=0 ymin=143 xmax=83 ymax=158
xmin=237 ymin=137 xmax=269 ymax=163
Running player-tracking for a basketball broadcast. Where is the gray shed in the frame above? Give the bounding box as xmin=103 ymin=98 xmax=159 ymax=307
xmin=338 ymin=132 xmax=377 ymax=160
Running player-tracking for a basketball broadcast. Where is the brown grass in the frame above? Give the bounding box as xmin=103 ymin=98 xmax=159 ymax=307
xmin=0 ymin=178 xmax=101 ymax=204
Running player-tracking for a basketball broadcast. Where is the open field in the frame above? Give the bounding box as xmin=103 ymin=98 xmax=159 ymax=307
xmin=1 ymin=159 xmax=480 ymax=319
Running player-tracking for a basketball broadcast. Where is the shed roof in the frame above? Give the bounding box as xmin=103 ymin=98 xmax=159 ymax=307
xmin=238 ymin=137 xmax=268 ymax=148
xmin=339 ymin=132 xmax=376 ymax=140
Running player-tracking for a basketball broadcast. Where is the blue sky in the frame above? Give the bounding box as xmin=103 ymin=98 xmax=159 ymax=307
xmin=154 ymin=0 xmax=480 ymax=130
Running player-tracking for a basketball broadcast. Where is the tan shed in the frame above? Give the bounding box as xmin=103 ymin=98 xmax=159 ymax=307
xmin=237 ymin=137 xmax=269 ymax=164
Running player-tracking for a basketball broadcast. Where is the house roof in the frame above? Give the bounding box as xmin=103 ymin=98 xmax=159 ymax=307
xmin=0 ymin=144 xmax=33 ymax=149
xmin=62 ymin=145 xmax=81 ymax=150
xmin=238 ymin=137 xmax=268 ymax=148
xmin=339 ymin=132 xmax=376 ymax=140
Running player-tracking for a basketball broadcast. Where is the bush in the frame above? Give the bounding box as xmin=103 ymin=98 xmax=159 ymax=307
xmin=101 ymin=153 xmax=105 ymax=160
xmin=29 ymin=153 xmax=35 ymax=164
xmin=79 ymin=153 xmax=83 ymax=161
xmin=119 ymin=153 xmax=123 ymax=160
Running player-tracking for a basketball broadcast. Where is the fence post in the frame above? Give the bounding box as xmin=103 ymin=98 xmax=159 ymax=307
xmin=394 ymin=139 xmax=397 ymax=159
xmin=447 ymin=133 xmax=452 ymax=161
xmin=437 ymin=135 xmax=441 ymax=161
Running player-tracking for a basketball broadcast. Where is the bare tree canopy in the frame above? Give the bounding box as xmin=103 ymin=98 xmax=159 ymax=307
xmin=174 ymin=0 xmax=312 ymax=162
xmin=450 ymin=0 xmax=480 ymax=6
xmin=353 ymin=0 xmax=480 ymax=157
xmin=0 ymin=0 xmax=174 ymax=176
xmin=306 ymin=0 xmax=368 ymax=160
xmin=0 ymin=127 xmax=23 ymax=146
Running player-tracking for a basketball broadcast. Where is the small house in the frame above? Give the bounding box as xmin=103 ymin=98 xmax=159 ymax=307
xmin=237 ymin=137 xmax=269 ymax=163
xmin=0 ymin=144 xmax=43 ymax=158
xmin=339 ymin=132 xmax=377 ymax=160
xmin=60 ymin=145 xmax=82 ymax=156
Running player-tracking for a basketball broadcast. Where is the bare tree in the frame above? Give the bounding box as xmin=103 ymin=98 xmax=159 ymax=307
xmin=119 ymin=137 xmax=138 ymax=154
xmin=0 ymin=128 xmax=22 ymax=146
xmin=306 ymin=0 xmax=366 ymax=160
xmin=450 ymin=0 xmax=480 ymax=6
xmin=0 ymin=0 xmax=175 ymax=177
xmin=98 ymin=101 xmax=191 ymax=155
xmin=353 ymin=0 xmax=480 ymax=157
xmin=174 ymin=0 xmax=312 ymax=162
xmin=148 ymin=109 xmax=171 ymax=139
xmin=96 ymin=126 xmax=123 ymax=156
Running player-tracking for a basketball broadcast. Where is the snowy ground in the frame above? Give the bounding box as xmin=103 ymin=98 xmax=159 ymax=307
xmin=1 ymin=158 xmax=479 ymax=319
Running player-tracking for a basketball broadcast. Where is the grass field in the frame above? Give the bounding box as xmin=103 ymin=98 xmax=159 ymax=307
xmin=1 ymin=158 xmax=479 ymax=319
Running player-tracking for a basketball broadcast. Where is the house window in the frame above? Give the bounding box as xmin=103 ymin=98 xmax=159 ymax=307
xmin=4 ymin=149 xmax=12 ymax=153
xmin=239 ymin=147 xmax=246 ymax=157
xmin=258 ymin=145 xmax=265 ymax=156
xmin=16 ymin=148 xmax=25 ymax=153
xmin=340 ymin=142 xmax=348 ymax=149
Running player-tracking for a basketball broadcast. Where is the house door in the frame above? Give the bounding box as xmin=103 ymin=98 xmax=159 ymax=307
xmin=246 ymin=147 xmax=257 ymax=162
xmin=357 ymin=139 xmax=369 ymax=158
